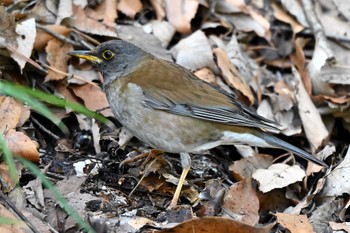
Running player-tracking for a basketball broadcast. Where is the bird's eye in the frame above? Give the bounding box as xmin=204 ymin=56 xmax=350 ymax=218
xmin=102 ymin=50 xmax=115 ymax=60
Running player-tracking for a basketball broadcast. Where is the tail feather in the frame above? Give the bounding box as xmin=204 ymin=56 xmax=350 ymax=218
xmin=256 ymin=131 xmax=328 ymax=167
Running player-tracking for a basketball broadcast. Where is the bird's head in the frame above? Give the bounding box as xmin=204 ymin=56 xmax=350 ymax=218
xmin=69 ymin=40 xmax=147 ymax=85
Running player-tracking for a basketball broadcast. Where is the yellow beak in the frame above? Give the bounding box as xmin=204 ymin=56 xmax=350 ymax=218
xmin=68 ymin=51 xmax=103 ymax=64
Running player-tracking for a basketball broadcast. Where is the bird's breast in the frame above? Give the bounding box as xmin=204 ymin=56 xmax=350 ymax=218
xmin=104 ymin=80 xmax=224 ymax=153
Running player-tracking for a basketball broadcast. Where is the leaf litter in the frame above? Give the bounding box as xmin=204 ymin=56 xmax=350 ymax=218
xmin=0 ymin=0 xmax=350 ymax=232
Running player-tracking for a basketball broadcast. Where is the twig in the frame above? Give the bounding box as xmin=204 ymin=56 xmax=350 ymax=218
xmin=31 ymin=116 xmax=61 ymax=141
xmin=39 ymin=62 xmax=99 ymax=87
xmin=6 ymin=45 xmax=46 ymax=73
xmin=36 ymin=24 xmax=82 ymax=48
xmin=0 ymin=192 xmax=40 ymax=233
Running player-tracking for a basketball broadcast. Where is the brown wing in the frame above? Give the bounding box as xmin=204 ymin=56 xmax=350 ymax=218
xmin=127 ymin=56 xmax=278 ymax=130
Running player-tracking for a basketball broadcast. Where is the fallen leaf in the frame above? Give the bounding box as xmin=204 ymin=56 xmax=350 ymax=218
xmin=149 ymin=20 xmax=176 ymax=47
xmin=272 ymin=3 xmax=303 ymax=34
xmin=275 ymin=213 xmax=314 ymax=233
xmin=229 ymin=154 xmax=273 ymax=181
xmin=0 ymin=203 xmax=26 ymax=232
xmin=321 ymin=147 xmax=350 ymax=197
xmin=194 ymin=68 xmax=216 ymax=84
xmin=0 ymin=162 xmax=20 ymax=192
xmin=309 ymin=198 xmax=344 ymax=232
xmin=9 ymin=18 xmax=36 ymax=71
xmin=150 ymin=0 xmax=165 ymax=20
xmin=118 ymin=0 xmax=142 ymax=19
xmin=156 ymin=217 xmax=273 ymax=233
xmin=5 ymin=129 xmax=39 ymax=163
xmin=222 ymin=179 xmax=259 ymax=225
xmin=34 ymin=25 xmax=71 ymax=51
xmin=214 ymin=47 xmax=254 ymax=104
xmin=0 ymin=97 xmax=23 ymax=133
xmin=72 ymin=84 xmax=113 ymax=117
xmin=165 ymin=0 xmax=199 ymax=34
xmin=252 ymin=164 xmax=306 ymax=193
xmin=56 ymin=0 xmax=73 ymax=24
xmin=45 ymin=39 xmax=73 ymax=81
xmin=73 ymin=5 xmax=118 ymax=37
xmin=293 ymin=67 xmax=329 ymax=151
xmin=329 ymin=221 xmax=350 ymax=232
xmin=171 ymin=30 xmax=214 ymax=71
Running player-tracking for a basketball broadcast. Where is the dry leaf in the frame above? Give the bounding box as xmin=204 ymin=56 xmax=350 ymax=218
xmin=45 ymin=39 xmax=73 ymax=81
xmin=0 ymin=162 xmax=20 ymax=192
xmin=214 ymin=47 xmax=254 ymax=104
xmin=272 ymin=3 xmax=303 ymax=34
xmin=194 ymin=68 xmax=216 ymax=84
xmin=321 ymin=147 xmax=350 ymax=197
xmin=118 ymin=0 xmax=142 ymax=19
xmin=222 ymin=179 xmax=259 ymax=225
xmin=0 ymin=203 xmax=26 ymax=232
xmin=329 ymin=221 xmax=350 ymax=232
xmin=293 ymin=67 xmax=329 ymax=151
xmin=72 ymin=84 xmax=113 ymax=117
xmin=149 ymin=20 xmax=176 ymax=47
xmin=0 ymin=97 xmax=23 ymax=133
xmin=309 ymin=198 xmax=343 ymax=232
xmin=150 ymin=0 xmax=165 ymax=20
xmin=229 ymin=154 xmax=273 ymax=181
xmin=9 ymin=18 xmax=36 ymax=71
xmin=5 ymin=129 xmax=39 ymax=163
xmin=252 ymin=164 xmax=306 ymax=193
xmin=165 ymin=0 xmax=199 ymax=34
xmin=280 ymin=0 xmax=309 ymax=27
xmin=156 ymin=217 xmax=274 ymax=233
xmin=73 ymin=5 xmax=118 ymax=37
xmin=34 ymin=25 xmax=71 ymax=51
xmin=171 ymin=30 xmax=214 ymax=71
xmin=275 ymin=213 xmax=314 ymax=233
xmin=56 ymin=0 xmax=73 ymax=24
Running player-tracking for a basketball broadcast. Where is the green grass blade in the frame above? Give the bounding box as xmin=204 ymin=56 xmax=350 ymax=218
xmin=0 ymin=133 xmax=18 ymax=183
xmin=0 ymin=81 xmax=108 ymax=124
xmin=0 ymin=81 xmax=69 ymax=133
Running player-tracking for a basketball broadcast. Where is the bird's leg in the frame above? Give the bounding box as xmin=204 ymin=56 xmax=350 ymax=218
xmin=168 ymin=152 xmax=191 ymax=209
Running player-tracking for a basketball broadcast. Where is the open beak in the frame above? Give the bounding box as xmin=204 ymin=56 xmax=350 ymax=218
xmin=68 ymin=50 xmax=103 ymax=64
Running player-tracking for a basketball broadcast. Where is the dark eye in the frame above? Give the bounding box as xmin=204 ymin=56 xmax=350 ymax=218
xmin=102 ymin=50 xmax=115 ymax=60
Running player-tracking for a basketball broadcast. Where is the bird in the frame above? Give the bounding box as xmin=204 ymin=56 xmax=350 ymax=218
xmin=69 ymin=39 xmax=328 ymax=208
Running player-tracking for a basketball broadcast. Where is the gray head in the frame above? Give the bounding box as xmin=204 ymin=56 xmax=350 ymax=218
xmin=69 ymin=40 xmax=148 ymax=86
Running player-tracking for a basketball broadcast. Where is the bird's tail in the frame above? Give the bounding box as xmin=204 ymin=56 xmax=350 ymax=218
xmin=254 ymin=131 xmax=328 ymax=167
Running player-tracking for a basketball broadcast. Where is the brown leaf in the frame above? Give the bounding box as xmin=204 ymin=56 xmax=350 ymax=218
xmin=229 ymin=154 xmax=273 ymax=181
xmin=73 ymin=5 xmax=118 ymax=37
xmin=214 ymin=48 xmax=254 ymax=104
xmin=275 ymin=213 xmax=314 ymax=233
xmin=0 ymin=97 xmax=23 ymax=133
xmin=156 ymin=217 xmax=274 ymax=233
xmin=5 ymin=129 xmax=39 ymax=163
xmin=34 ymin=25 xmax=71 ymax=51
xmin=118 ymin=0 xmax=142 ymax=19
xmin=165 ymin=0 xmax=199 ymax=34
xmin=0 ymin=162 xmax=20 ymax=192
xmin=272 ymin=3 xmax=303 ymax=34
xmin=223 ymin=179 xmax=259 ymax=226
xmin=194 ymin=68 xmax=217 ymax=84
xmin=45 ymin=39 xmax=73 ymax=81
xmin=72 ymin=84 xmax=113 ymax=117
